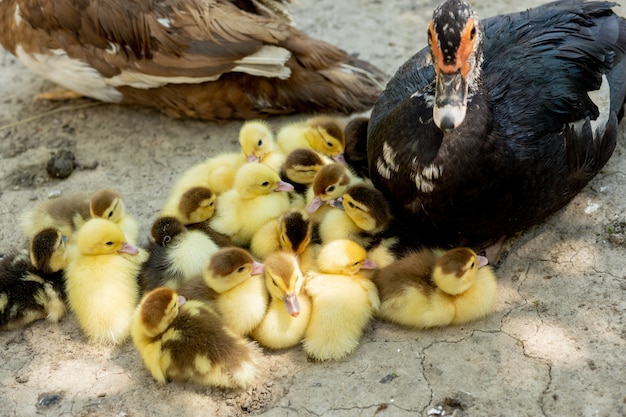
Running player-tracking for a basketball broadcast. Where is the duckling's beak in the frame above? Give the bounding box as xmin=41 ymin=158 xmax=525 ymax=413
xmin=283 ymin=292 xmax=301 ymax=317
xmin=329 ymin=197 xmax=344 ymax=209
xmin=477 ymin=255 xmax=489 ymax=268
xmin=177 ymin=295 xmax=186 ymax=306
xmin=274 ymin=181 xmax=295 ymax=192
xmin=118 ymin=242 xmax=139 ymax=255
xmin=60 ymin=235 xmax=68 ymax=246
xmin=247 ymin=154 xmax=260 ymax=163
xmin=433 ymin=69 xmax=468 ymax=133
xmin=307 ymin=195 xmax=324 ymax=213
xmin=332 ymin=153 xmax=346 ymax=165
xmin=252 ymin=261 xmax=265 ymax=275
xmin=361 ymin=258 xmax=377 ymax=270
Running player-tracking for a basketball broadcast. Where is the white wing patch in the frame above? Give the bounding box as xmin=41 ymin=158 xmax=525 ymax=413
xmin=568 ymin=74 xmax=611 ymax=140
xmin=412 ymin=163 xmax=442 ymax=193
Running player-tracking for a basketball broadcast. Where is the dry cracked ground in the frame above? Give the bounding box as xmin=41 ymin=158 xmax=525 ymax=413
xmin=1 ymin=0 xmax=626 ymax=416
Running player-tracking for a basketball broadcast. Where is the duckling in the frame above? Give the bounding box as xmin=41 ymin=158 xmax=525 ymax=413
xmin=177 ymin=247 xmax=268 ymax=337
xmin=342 ymin=116 xmax=370 ymax=179
xmin=303 ymin=239 xmax=379 ymax=361
xmin=240 ymin=120 xmax=285 ymax=172
xmin=277 ymin=116 xmax=346 ymax=163
xmin=306 ymin=163 xmax=353 ymax=218
xmin=0 ymin=228 xmax=67 ymax=330
xmin=280 ymin=148 xmax=330 ymax=207
xmin=131 ymin=287 xmax=261 ymax=389
xmin=210 ymin=163 xmax=294 ymax=247
xmin=20 ymin=189 xmax=138 ymax=243
xmin=252 ymin=252 xmax=311 ymax=350
xmin=64 ymin=218 xmax=147 ymax=345
xmin=141 ymin=216 xmax=220 ymax=292
xmin=161 ymin=185 xmax=216 ymax=227
xmin=371 ymin=247 xmax=497 ymax=328
xmin=250 ymin=209 xmax=312 ymax=260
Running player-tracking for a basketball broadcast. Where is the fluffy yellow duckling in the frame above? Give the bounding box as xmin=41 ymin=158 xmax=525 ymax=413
xmin=20 ymin=189 xmax=138 ymax=244
xmin=252 ymin=252 xmax=311 ymax=350
xmin=177 ymin=247 xmax=268 ymax=337
xmin=277 ymin=116 xmax=346 ymax=163
xmin=0 ymin=228 xmax=67 ymax=330
xmin=64 ymin=218 xmax=147 ymax=345
xmin=250 ymin=209 xmax=312 ymax=260
xmin=305 ymin=163 xmax=353 ymax=219
xmin=371 ymin=247 xmax=497 ymax=328
xmin=141 ymin=217 xmax=220 ymax=292
xmin=161 ymin=185 xmax=216 ymax=226
xmin=240 ymin=120 xmax=285 ymax=172
xmin=131 ymin=287 xmax=261 ymax=389
xmin=210 ymin=163 xmax=294 ymax=247
xmin=303 ymin=239 xmax=379 ymax=361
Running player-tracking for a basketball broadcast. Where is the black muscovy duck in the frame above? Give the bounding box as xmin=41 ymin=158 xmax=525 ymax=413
xmin=365 ymin=0 xmax=626 ymax=261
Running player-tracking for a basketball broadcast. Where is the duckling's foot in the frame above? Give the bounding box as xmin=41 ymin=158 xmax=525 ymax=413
xmin=34 ymin=88 xmax=83 ymax=101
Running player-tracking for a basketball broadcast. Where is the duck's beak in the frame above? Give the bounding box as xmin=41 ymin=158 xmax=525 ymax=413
xmin=274 ymin=181 xmax=295 ymax=192
xmin=477 ymin=255 xmax=489 ymax=268
xmin=433 ymin=69 xmax=468 ymax=133
xmin=283 ymin=292 xmax=301 ymax=317
xmin=252 ymin=261 xmax=265 ymax=275
xmin=361 ymin=258 xmax=377 ymax=270
xmin=118 ymin=242 xmax=139 ymax=255
xmin=248 ymin=154 xmax=260 ymax=163
xmin=331 ymin=153 xmax=346 ymax=165
xmin=329 ymin=197 xmax=344 ymax=209
xmin=177 ymin=295 xmax=187 ymax=306
xmin=60 ymin=235 xmax=68 ymax=246
xmin=307 ymin=195 xmax=324 ymax=213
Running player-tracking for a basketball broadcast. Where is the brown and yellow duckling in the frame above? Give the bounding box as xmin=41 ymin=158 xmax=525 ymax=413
xmin=177 ymin=247 xmax=267 ymax=337
xmin=277 ymin=116 xmax=347 ymax=163
xmin=303 ymin=239 xmax=379 ymax=361
xmin=64 ymin=218 xmax=147 ymax=345
xmin=250 ymin=209 xmax=312 ymax=260
xmin=251 ymin=251 xmax=311 ymax=350
xmin=280 ymin=148 xmax=330 ymax=207
xmin=371 ymin=247 xmax=497 ymax=328
xmin=131 ymin=287 xmax=262 ymax=389
xmin=0 ymin=228 xmax=67 ymax=330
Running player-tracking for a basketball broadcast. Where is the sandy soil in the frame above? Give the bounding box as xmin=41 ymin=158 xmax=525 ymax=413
xmin=1 ymin=0 xmax=626 ymax=416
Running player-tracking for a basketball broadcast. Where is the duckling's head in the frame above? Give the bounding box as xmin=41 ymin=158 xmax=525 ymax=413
xmin=178 ymin=186 xmax=216 ymax=224
xmin=76 ymin=218 xmax=139 ymax=256
xmin=305 ymin=116 xmax=346 ymax=162
xmin=150 ymin=216 xmax=187 ymax=247
xmin=307 ymin=163 xmax=351 ymax=213
xmin=278 ymin=210 xmax=312 ymax=255
xmin=316 ymin=239 xmax=376 ymax=275
xmin=428 ymin=0 xmax=483 ymax=132
xmin=137 ymin=287 xmax=186 ymax=338
xmin=283 ymin=148 xmax=327 ymax=185
xmin=239 ymin=120 xmax=274 ymax=162
xmin=203 ymin=247 xmax=265 ymax=293
xmin=235 ymin=163 xmax=294 ymax=199
xmin=90 ymin=189 xmax=125 ymax=223
xmin=264 ymin=252 xmax=304 ymax=317
xmin=29 ymin=228 xmax=67 ymax=273
xmin=341 ymin=185 xmax=391 ymax=233
xmin=432 ymin=247 xmax=488 ymax=295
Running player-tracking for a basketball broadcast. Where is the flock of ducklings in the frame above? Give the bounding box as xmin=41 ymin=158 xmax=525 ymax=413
xmin=0 ymin=116 xmax=498 ymax=390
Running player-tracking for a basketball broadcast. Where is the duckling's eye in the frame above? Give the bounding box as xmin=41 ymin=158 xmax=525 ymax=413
xmin=327 ymin=185 xmax=335 ymax=193
xmin=107 ymin=211 xmax=113 ymax=218
xmin=261 ymin=181 xmax=270 ymax=187
xmin=105 ymin=241 xmax=114 ymax=246
xmin=326 ymin=141 xmax=333 ymax=148
xmin=353 ymin=261 xmax=360 ymax=266
xmin=209 ymin=201 xmax=214 ymax=206
xmin=257 ymin=139 xmax=263 ymax=146
xmin=271 ymin=278 xmax=278 ymax=287
xmin=470 ymin=261 xmax=475 ymax=268
xmin=469 ymin=26 xmax=476 ymax=40
xmin=348 ymin=201 xmax=355 ymax=208
xmin=237 ymin=266 xmax=246 ymax=273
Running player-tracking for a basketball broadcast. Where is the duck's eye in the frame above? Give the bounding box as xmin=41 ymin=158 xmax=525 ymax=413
xmin=353 ymin=261 xmax=360 ymax=266
xmin=107 ymin=211 xmax=113 ymax=218
xmin=348 ymin=201 xmax=355 ymax=208
xmin=209 ymin=201 xmax=214 ymax=206
xmin=261 ymin=181 xmax=270 ymax=187
xmin=271 ymin=278 xmax=278 ymax=287
xmin=105 ymin=241 xmax=114 ymax=246
xmin=257 ymin=139 xmax=263 ymax=146
xmin=326 ymin=141 xmax=333 ymax=148
xmin=237 ymin=266 xmax=246 ymax=273
xmin=469 ymin=26 xmax=476 ymax=40
xmin=470 ymin=261 xmax=475 ymax=268
xmin=327 ymin=185 xmax=335 ymax=193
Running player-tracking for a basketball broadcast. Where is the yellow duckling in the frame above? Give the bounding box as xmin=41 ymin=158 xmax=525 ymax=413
xmin=371 ymin=247 xmax=497 ymax=328
xmin=210 ymin=163 xmax=294 ymax=247
xmin=20 ymin=189 xmax=138 ymax=244
xmin=250 ymin=209 xmax=312 ymax=260
xmin=251 ymin=252 xmax=311 ymax=349
xmin=0 ymin=228 xmax=67 ymax=330
xmin=277 ymin=116 xmax=346 ymax=163
xmin=240 ymin=120 xmax=285 ymax=172
xmin=141 ymin=216 xmax=220 ymax=292
xmin=177 ymin=247 xmax=268 ymax=337
xmin=64 ymin=218 xmax=147 ymax=345
xmin=303 ymin=239 xmax=379 ymax=361
xmin=305 ymin=163 xmax=353 ymax=220
xmin=131 ymin=287 xmax=261 ymax=389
